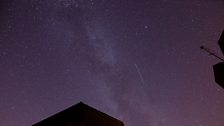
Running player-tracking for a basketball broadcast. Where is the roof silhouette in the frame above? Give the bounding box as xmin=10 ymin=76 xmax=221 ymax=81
xmin=32 ymin=102 xmax=124 ymax=126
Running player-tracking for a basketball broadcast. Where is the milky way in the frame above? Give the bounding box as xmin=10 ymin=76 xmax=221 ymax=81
xmin=1 ymin=0 xmax=224 ymax=126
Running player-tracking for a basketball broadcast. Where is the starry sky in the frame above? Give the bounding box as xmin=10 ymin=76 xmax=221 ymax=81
xmin=1 ymin=0 xmax=224 ymax=126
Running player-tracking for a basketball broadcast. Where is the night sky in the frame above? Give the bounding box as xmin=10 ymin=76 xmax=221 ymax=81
xmin=1 ymin=0 xmax=224 ymax=126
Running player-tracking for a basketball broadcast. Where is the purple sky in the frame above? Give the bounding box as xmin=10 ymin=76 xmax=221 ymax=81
xmin=1 ymin=0 xmax=224 ymax=126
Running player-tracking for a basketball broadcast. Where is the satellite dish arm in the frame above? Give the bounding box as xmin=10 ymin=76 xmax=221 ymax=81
xmin=200 ymin=46 xmax=224 ymax=61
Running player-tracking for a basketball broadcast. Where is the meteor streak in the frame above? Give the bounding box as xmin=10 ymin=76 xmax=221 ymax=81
xmin=134 ymin=64 xmax=146 ymax=86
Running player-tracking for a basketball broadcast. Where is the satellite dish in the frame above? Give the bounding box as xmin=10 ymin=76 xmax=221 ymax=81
xmin=201 ymin=30 xmax=224 ymax=89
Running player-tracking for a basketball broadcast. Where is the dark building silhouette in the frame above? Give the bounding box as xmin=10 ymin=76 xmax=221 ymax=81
xmin=32 ymin=102 xmax=124 ymax=126
xmin=213 ymin=31 xmax=224 ymax=88
xmin=218 ymin=31 xmax=224 ymax=56
xmin=213 ymin=62 xmax=224 ymax=88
